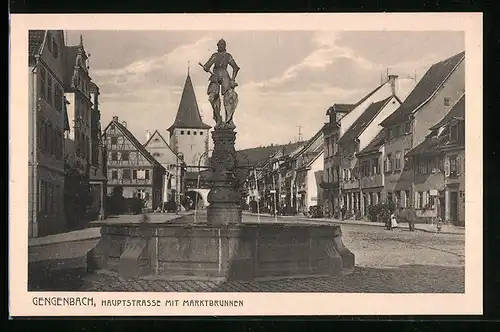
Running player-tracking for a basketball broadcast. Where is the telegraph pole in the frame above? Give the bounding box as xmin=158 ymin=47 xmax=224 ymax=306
xmin=297 ymin=126 xmax=303 ymax=142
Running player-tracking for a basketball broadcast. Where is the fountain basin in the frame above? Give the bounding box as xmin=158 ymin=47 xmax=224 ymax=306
xmin=87 ymin=215 xmax=355 ymax=280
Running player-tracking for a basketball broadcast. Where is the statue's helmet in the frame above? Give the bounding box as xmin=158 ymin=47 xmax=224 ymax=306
xmin=217 ymin=38 xmax=226 ymax=51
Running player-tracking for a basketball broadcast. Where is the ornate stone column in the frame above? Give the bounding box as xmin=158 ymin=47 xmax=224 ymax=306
xmin=207 ymin=127 xmax=242 ymax=225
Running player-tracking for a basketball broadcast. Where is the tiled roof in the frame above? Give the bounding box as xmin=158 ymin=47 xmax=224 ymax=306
xmin=430 ymin=94 xmax=465 ymax=130
xmin=338 ymin=96 xmax=392 ymax=145
xmin=103 ymin=119 xmax=165 ymax=170
xmin=357 ymin=129 xmax=385 ymax=155
xmin=380 ymin=51 xmax=465 ymax=127
xmin=326 ymin=103 xmax=356 ymax=115
xmin=236 ymin=141 xmax=304 ymax=167
xmin=326 ymin=82 xmax=386 ymax=116
xmin=29 ymin=30 xmax=46 ymax=57
xmin=408 ymin=94 xmax=466 ymax=157
xmin=168 ymin=74 xmax=211 ymax=132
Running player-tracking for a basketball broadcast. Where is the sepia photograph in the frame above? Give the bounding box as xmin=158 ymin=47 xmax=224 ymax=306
xmin=10 ymin=13 xmax=482 ymax=316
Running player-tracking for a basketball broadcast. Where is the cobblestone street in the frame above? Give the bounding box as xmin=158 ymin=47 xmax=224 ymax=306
xmin=29 ymin=216 xmax=465 ymax=293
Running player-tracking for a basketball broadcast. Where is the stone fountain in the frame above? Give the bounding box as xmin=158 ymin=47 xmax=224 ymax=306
xmin=87 ymin=40 xmax=355 ymax=280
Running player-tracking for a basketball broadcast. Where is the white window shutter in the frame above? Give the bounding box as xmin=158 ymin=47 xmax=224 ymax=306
xmin=444 ymin=158 xmax=451 ymax=177
xmin=414 ymin=192 xmax=418 ymax=209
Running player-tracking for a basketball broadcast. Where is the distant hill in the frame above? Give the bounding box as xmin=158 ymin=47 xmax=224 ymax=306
xmin=236 ymin=141 xmax=305 ymax=167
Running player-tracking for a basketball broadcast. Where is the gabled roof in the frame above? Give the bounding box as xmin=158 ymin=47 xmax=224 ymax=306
xmin=337 ymin=96 xmax=393 ymax=145
xmin=143 ymin=130 xmax=183 ymax=161
xmin=326 ymin=81 xmax=386 ymax=116
xmin=294 ymin=125 xmax=325 ymax=158
xmin=29 ymin=30 xmax=46 ymax=57
xmin=326 ymin=103 xmax=356 ymax=115
xmin=103 ymin=119 xmax=165 ymax=170
xmin=357 ymin=129 xmax=385 ymax=156
xmin=407 ymin=95 xmax=465 ymax=157
xmin=168 ymin=74 xmax=211 ymax=132
xmin=236 ymin=141 xmax=304 ymax=166
xmin=430 ymin=94 xmax=465 ymax=130
xmin=380 ymin=51 xmax=465 ymax=127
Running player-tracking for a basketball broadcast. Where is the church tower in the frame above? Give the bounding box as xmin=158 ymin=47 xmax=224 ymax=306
xmin=167 ymin=71 xmax=211 ymax=172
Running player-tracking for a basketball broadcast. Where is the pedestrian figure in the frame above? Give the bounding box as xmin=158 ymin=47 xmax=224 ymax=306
xmin=390 ymin=212 xmax=398 ymax=230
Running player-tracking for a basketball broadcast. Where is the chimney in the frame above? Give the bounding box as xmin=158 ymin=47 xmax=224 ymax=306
xmin=112 ymin=116 xmax=118 ymax=122
xmin=146 ymin=130 xmax=151 ymax=141
xmin=388 ymin=74 xmax=398 ymax=96
xmin=122 ymin=121 xmax=127 ymax=128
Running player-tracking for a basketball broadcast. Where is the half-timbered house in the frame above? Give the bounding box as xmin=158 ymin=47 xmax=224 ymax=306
xmin=103 ymin=116 xmax=166 ymax=211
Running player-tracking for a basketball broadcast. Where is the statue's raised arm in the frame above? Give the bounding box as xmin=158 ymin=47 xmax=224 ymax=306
xmin=199 ymin=39 xmax=240 ymax=130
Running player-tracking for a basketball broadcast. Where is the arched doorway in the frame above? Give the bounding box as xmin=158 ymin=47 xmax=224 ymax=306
xmin=185 ymin=189 xmax=210 ymax=210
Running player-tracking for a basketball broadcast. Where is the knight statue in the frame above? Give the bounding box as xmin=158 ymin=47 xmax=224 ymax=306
xmin=199 ymin=39 xmax=240 ymax=129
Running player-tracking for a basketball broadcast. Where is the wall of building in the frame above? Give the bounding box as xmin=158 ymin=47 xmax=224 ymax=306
xmin=413 ymin=60 xmax=465 ymax=149
xmin=171 ymin=128 xmax=210 ymax=169
xmin=306 ymin=152 xmax=324 ymax=209
xmin=358 ymin=97 xmax=401 ymax=151
xmin=29 ymin=31 xmax=68 ymax=237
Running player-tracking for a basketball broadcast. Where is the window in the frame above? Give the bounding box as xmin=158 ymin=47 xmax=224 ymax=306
xmin=200 ymin=131 xmax=204 ymax=135
xmin=385 ymin=154 xmax=392 ymax=172
xmin=153 ymin=152 xmax=161 ymax=157
xmin=145 ymin=170 xmax=150 ymax=180
xmin=394 ymin=125 xmax=401 ymax=137
xmin=111 ymin=152 xmax=117 ymax=161
xmin=372 ymin=158 xmax=379 ymax=174
xmin=180 ymin=130 xmax=184 ymax=135
xmin=387 ymin=192 xmax=393 ymax=204
xmin=54 ymin=85 xmax=62 ymax=112
xmin=52 ymin=38 xmax=59 ymax=58
xmin=111 ymin=170 xmax=118 ymax=179
xmin=404 ymin=121 xmax=412 ymax=134
xmin=187 ymin=131 xmax=191 ymax=135
xmin=444 ymin=97 xmax=450 ymax=106
xmin=395 ymin=151 xmax=402 ymax=170
xmin=122 ymin=169 xmax=131 ymax=180
xmin=405 ymin=190 xmax=410 ymax=208
xmin=121 ymin=152 xmax=129 ymax=161
xmin=418 ymin=192 xmax=423 ymax=209
xmin=39 ymin=67 xmax=46 ymax=99
xmin=111 ymin=137 xmax=118 ymax=145
xmin=47 ymin=75 xmax=53 ymax=105
xmin=388 ymin=128 xmax=394 ymax=140
xmin=395 ymin=191 xmax=401 ymax=207
xmin=449 ymin=156 xmax=458 ymax=177
xmin=450 ymin=124 xmax=458 ymax=142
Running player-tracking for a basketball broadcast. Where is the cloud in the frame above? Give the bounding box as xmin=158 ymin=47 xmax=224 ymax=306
xmin=87 ymin=30 xmax=465 ymax=150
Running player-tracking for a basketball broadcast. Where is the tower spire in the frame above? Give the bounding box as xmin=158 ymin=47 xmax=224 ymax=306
xmin=188 ymin=60 xmax=190 ymax=76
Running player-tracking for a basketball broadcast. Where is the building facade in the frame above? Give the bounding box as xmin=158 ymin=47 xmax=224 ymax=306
xmin=324 ymin=75 xmax=415 ymax=218
xmin=62 ymin=35 xmax=99 ymax=228
xmin=103 ymin=116 xmax=166 ymax=211
xmin=144 ymin=130 xmax=185 ymax=208
xmin=88 ymin=82 xmax=107 ymax=220
xmin=380 ymin=51 xmax=465 ymax=211
xmin=406 ymin=94 xmax=465 ymax=225
xmin=28 ymin=30 xmax=69 ymax=237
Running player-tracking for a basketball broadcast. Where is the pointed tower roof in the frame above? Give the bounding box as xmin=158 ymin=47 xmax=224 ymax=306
xmin=168 ymin=73 xmax=211 ymax=133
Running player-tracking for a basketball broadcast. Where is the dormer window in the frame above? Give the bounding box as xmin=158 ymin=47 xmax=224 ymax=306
xmin=187 ymin=131 xmax=191 ymax=135
xmin=180 ymin=130 xmax=184 ymax=135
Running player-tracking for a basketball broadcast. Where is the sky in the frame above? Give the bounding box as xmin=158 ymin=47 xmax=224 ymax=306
xmin=66 ymin=30 xmax=464 ymax=150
